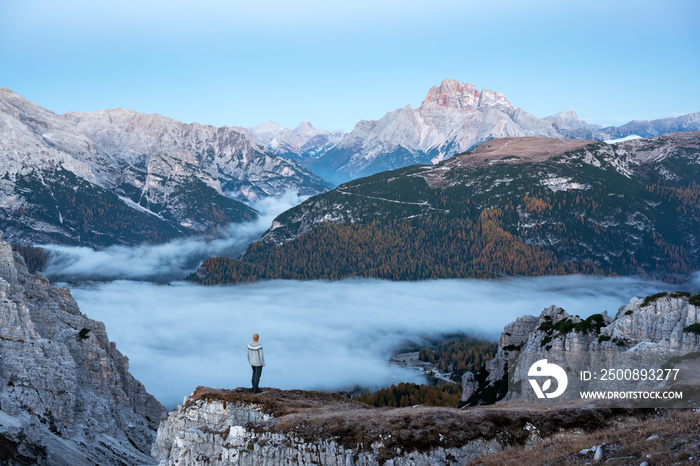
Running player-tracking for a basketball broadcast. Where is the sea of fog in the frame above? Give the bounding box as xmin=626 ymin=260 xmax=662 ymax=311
xmin=68 ymin=275 xmax=683 ymax=408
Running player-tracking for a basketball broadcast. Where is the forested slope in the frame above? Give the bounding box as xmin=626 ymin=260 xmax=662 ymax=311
xmin=195 ymin=133 xmax=700 ymax=284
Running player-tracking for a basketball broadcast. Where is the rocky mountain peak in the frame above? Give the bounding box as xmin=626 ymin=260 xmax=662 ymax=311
xmin=0 ymin=88 xmax=35 ymax=109
xmin=294 ymin=119 xmax=315 ymax=132
xmin=553 ymin=108 xmax=580 ymax=120
xmin=245 ymin=118 xmax=345 ymax=161
xmin=421 ymin=79 xmax=480 ymax=111
xmin=310 ymin=79 xmax=700 ymax=182
xmin=245 ymin=121 xmax=285 ymax=143
xmin=419 ymin=79 xmax=514 ymax=112
xmin=310 ymin=79 xmax=536 ymax=182
xmin=546 ymin=108 xmax=587 ymax=126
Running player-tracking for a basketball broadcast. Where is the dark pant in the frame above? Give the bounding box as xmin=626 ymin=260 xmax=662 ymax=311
xmin=251 ymin=365 xmax=263 ymax=392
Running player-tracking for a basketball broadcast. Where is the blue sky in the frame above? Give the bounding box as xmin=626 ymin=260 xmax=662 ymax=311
xmin=1 ymin=0 xmax=698 ymax=132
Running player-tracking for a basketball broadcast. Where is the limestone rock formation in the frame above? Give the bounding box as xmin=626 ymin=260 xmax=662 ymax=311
xmin=0 ymin=232 xmax=166 ymax=464
xmin=473 ymin=292 xmax=700 ymax=405
xmin=60 ymin=106 xmax=331 ymax=203
xmin=152 ymin=386 xmax=644 ymax=465
xmin=151 ymin=387 xmax=513 ymax=465
xmin=460 ymin=371 xmax=478 ymax=402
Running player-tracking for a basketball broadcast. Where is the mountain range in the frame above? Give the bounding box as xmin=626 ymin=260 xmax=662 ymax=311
xmin=3 ymin=82 xmax=699 ymax=249
xmin=241 ymin=120 xmax=344 ymax=161
xmin=194 ymin=131 xmax=700 ymax=284
xmin=0 ymin=88 xmax=330 ymax=246
xmin=246 ymin=80 xmax=700 ymax=184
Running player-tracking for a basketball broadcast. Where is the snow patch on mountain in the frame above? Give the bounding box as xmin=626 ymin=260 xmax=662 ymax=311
xmin=605 ymin=135 xmax=643 ymax=144
xmin=540 ymin=175 xmax=590 ymax=192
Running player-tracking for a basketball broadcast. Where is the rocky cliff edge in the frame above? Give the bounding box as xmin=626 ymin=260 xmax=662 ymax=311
xmin=0 ymin=232 xmax=166 ymax=465
xmin=152 ymin=386 xmax=641 ymax=465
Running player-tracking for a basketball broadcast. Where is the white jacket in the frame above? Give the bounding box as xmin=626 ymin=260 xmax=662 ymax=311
xmin=247 ymin=342 xmax=265 ymax=366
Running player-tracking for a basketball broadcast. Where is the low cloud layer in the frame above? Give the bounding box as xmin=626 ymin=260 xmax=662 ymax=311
xmin=691 ymin=271 xmax=700 ymax=290
xmin=68 ymin=275 xmax=681 ymax=408
xmin=42 ymin=191 xmax=307 ymax=282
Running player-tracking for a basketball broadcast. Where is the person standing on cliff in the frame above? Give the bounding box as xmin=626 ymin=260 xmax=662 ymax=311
xmin=247 ymin=333 xmax=265 ymax=393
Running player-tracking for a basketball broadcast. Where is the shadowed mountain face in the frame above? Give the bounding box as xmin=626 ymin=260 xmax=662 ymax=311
xmin=194 ymin=132 xmax=700 ymax=284
xmin=249 ymin=80 xmax=700 ymax=184
xmin=0 ymin=88 xmax=331 ymax=247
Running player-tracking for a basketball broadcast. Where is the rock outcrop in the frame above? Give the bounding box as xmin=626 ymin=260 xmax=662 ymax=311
xmin=470 ymin=292 xmax=700 ymax=405
xmin=0 ymin=232 xmax=166 ymax=464
xmin=460 ymin=371 xmax=478 ymax=402
xmin=153 ymin=386 xmax=659 ymax=466
xmin=153 ymin=387 xmax=625 ymax=466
